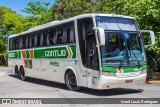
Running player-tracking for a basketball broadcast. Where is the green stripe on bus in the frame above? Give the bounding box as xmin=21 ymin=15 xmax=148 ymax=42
xmin=70 ymin=45 xmax=76 ymax=58
xmin=8 ymin=45 xmax=76 ymax=59
xmin=102 ymin=64 xmax=147 ymax=73
xmin=26 ymin=51 xmax=30 ymax=58
xmin=8 ymin=51 xmax=21 ymax=59
xmin=28 ymin=60 xmax=32 ymax=69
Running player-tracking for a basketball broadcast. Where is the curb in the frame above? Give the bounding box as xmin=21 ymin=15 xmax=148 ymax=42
xmin=0 ymin=67 xmax=8 ymax=71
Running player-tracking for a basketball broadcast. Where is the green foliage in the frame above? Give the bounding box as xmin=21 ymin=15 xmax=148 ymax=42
xmin=146 ymin=33 xmax=160 ymax=71
xmin=0 ymin=6 xmax=23 ymax=35
xmin=51 ymin=0 xmax=96 ymax=20
xmin=21 ymin=1 xmax=52 ymax=25
xmin=0 ymin=32 xmax=6 ymax=53
xmin=21 ymin=1 xmax=50 ymax=17
xmin=0 ymin=6 xmax=23 ymax=66
xmin=0 ymin=8 xmax=3 ymax=24
xmin=97 ymin=0 xmax=160 ymax=31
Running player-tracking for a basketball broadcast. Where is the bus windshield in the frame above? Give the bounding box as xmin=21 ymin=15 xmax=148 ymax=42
xmin=95 ymin=16 xmax=145 ymax=68
xmin=101 ymin=32 xmax=145 ymax=68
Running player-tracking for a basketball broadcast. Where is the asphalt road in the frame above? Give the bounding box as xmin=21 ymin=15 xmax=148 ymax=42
xmin=0 ymin=68 xmax=160 ymax=107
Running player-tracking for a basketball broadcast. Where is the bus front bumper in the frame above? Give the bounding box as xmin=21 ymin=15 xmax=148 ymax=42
xmin=97 ymin=73 xmax=146 ymax=89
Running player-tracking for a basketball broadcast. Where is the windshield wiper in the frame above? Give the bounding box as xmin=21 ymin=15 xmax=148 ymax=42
xmin=129 ymin=42 xmax=141 ymax=67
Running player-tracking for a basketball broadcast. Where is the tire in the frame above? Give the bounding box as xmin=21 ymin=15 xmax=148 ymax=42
xmin=20 ymin=66 xmax=26 ymax=81
xmin=65 ymin=71 xmax=81 ymax=91
xmin=15 ymin=66 xmax=20 ymax=79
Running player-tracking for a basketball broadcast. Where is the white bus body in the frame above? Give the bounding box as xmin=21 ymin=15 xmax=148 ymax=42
xmin=8 ymin=14 xmax=155 ymax=90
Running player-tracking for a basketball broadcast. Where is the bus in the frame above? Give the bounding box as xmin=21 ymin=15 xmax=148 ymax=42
xmin=8 ymin=14 xmax=155 ymax=90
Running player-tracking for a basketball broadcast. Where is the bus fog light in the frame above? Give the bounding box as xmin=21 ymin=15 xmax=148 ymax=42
xmin=140 ymin=70 xmax=146 ymax=74
xmin=102 ymin=72 xmax=116 ymax=77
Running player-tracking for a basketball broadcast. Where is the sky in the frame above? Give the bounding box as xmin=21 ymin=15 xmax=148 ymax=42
xmin=0 ymin=0 xmax=55 ymax=16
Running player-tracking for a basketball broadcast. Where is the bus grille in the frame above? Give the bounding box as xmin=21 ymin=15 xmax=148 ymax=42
xmin=115 ymin=71 xmax=141 ymax=78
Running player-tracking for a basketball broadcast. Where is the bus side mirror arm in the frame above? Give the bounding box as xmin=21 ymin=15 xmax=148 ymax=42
xmin=93 ymin=27 xmax=105 ymax=46
xmin=140 ymin=30 xmax=156 ymax=47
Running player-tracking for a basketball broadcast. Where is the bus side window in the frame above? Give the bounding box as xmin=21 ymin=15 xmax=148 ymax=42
xmin=9 ymin=38 xmax=13 ymax=50
xmin=46 ymin=31 xmax=50 ymax=46
xmin=69 ymin=25 xmax=75 ymax=43
xmin=22 ymin=36 xmax=25 ymax=49
xmin=49 ymin=28 xmax=54 ymax=45
xmin=43 ymin=30 xmax=48 ymax=46
xmin=62 ymin=27 xmax=67 ymax=44
xmin=40 ymin=32 xmax=44 ymax=46
xmin=25 ymin=36 xmax=28 ymax=48
xmin=53 ymin=30 xmax=58 ymax=45
xmin=31 ymin=34 xmax=34 ymax=47
xmin=28 ymin=36 xmax=32 ymax=48
xmin=34 ymin=34 xmax=38 ymax=47
xmin=19 ymin=36 xmax=23 ymax=49
xmin=12 ymin=38 xmax=15 ymax=50
xmin=57 ymin=28 xmax=62 ymax=44
xmin=34 ymin=33 xmax=40 ymax=47
xmin=15 ymin=37 xmax=19 ymax=50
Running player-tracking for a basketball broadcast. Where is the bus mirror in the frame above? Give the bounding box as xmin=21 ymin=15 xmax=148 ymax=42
xmin=93 ymin=27 xmax=105 ymax=45
xmin=140 ymin=30 xmax=156 ymax=47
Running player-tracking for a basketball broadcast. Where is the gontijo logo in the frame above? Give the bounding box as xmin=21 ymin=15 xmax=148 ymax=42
xmin=44 ymin=46 xmax=74 ymax=58
xmin=45 ymin=50 xmax=66 ymax=57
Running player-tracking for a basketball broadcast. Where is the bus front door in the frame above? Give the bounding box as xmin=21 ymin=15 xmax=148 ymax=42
xmin=86 ymin=33 xmax=99 ymax=88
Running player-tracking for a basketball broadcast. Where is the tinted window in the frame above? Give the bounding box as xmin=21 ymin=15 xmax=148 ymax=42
xmin=9 ymin=21 xmax=75 ymax=50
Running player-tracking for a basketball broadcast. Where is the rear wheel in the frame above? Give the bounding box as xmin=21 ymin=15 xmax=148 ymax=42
xmin=65 ymin=71 xmax=80 ymax=91
xmin=15 ymin=66 xmax=20 ymax=79
xmin=20 ymin=66 xmax=26 ymax=81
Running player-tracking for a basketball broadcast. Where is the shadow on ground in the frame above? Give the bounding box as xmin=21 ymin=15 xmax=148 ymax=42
xmin=9 ymin=74 xmax=143 ymax=97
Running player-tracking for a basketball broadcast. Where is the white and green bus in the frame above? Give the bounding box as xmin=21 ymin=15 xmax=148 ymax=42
xmin=8 ymin=14 xmax=155 ymax=90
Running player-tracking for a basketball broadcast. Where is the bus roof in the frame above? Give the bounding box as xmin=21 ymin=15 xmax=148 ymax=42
xmin=9 ymin=13 xmax=135 ymax=38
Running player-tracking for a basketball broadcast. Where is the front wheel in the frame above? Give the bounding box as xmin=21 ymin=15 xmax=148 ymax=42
xmin=65 ymin=71 xmax=80 ymax=91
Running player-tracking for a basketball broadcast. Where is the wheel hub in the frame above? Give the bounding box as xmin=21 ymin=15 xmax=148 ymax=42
xmin=69 ymin=76 xmax=76 ymax=86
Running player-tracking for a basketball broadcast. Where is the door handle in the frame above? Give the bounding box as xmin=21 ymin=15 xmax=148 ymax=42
xmin=83 ymin=75 xmax=87 ymax=77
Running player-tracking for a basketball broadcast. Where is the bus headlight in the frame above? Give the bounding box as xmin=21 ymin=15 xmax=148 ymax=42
xmin=140 ymin=70 xmax=146 ymax=74
xmin=102 ymin=72 xmax=116 ymax=77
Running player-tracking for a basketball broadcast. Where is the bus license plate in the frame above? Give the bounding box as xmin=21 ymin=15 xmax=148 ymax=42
xmin=125 ymin=80 xmax=133 ymax=83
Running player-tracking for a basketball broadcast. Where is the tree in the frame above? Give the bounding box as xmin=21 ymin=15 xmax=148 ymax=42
xmin=0 ymin=6 xmax=24 ymax=35
xmin=51 ymin=0 xmax=97 ymax=20
xmin=21 ymin=1 xmax=52 ymax=25
xmin=0 ymin=6 xmax=23 ymax=66
xmin=0 ymin=8 xmax=3 ymax=24
xmin=21 ymin=1 xmax=50 ymax=17
xmin=0 ymin=31 xmax=7 ymax=66
xmin=0 ymin=32 xmax=6 ymax=53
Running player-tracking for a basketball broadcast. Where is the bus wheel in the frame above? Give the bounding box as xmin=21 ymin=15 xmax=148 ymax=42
xmin=65 ymin=71 xmax=80 ymax=91
xmin=20 ymin=66 xmax=26 ymax=81
xmin=15 ymin=65 xmax=20 ymax=79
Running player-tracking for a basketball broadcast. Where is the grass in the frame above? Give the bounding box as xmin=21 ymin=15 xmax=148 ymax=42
xmin=147 ymin=80 xmax=160 ymax=84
